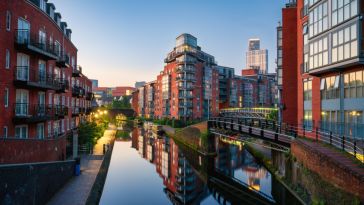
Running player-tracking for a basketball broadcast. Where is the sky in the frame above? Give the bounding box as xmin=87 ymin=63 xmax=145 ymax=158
xmin=52 ymin=0 xmax=285 ymax=87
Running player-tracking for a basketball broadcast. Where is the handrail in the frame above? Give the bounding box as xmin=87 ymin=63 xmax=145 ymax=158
xmin=209 ymin=117 xmax=364 ymax=163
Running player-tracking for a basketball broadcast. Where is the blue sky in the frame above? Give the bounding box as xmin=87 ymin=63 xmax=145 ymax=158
xmin=52 ymin=0 xmax=285 ymax=87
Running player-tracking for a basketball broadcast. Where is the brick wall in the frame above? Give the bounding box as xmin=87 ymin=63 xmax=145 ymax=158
xmin=291 ymin=140 xmax=364 ymax=201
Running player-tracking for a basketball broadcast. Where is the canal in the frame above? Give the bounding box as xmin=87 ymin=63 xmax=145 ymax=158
xmin=100 ymin=126 xmax=303 ymax=205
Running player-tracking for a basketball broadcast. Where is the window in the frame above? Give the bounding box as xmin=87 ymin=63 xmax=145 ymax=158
xmin=309 ymin=1 xmax=328 ymax=37
xmin=303 ymin=23 xmax=309 ymax=72
xmin=40 ymin=0 xmax=46 ymax=11
xmin=332 ymin=24 xmax=357 ymax=63
xmin=5 ymin=49 xmax=10 ymax=69
xmin=332 ymin=0 xmax=357 ymax=26
xmin=37 ymin=123 xmax=44 ymax=139
xmin=304 ymin=79 xmax=312 ymax=101
xmin=309 ymin=37 xmax=328 ymax=70
xmin=4 ymin=88 xmax=9 ymax=108
xmin=344 ymin=70 xmax=364 ymax=98
xmin=321 ymin=76 xmax=340 ymax=100
xmin=3 ymin=126 xmax=8 ymax=138
xmin=309 ymin=0 xmax=320 ymax=6
xmin=48 ymin=121 xmax=52 ymax=138
xmin=39 ymin=30 xmax=46 ymax=49
xmin=55 ymin=41 xmax=61 ymax=56
xmin=304 ymin=110 xmax=313 ymax=130
xmin=15 ymin=125 xmax=28 ymax=139
xmin=6 ymin=11 xmax=11 ymax=31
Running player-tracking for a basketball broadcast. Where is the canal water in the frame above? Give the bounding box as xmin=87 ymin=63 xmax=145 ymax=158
xmin=100 ymin=127 xmax=303 ymax=205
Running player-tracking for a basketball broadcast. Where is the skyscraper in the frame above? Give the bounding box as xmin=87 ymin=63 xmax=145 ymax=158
xmin=245 ymin=39 xmax=268 ymax=74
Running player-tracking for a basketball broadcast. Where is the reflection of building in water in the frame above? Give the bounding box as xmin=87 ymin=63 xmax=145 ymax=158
xmin=242 ymin=149 xmax=268 ymax=192
xmin=134 ymin=130 xmax=207 ymax=204
xmin=215 ymin=139 xmax=244 ymax=176
xmin=146 ymin=138 xmax=155 ymax=163
xmin=138 ymin=135 xmax=145 ymax=157
xmin=131 ymin=127 xmax=140 ymax=149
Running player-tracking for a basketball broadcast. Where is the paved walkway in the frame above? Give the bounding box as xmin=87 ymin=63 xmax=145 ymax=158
xmin=47 ymin=125 xmax=116 ymax=205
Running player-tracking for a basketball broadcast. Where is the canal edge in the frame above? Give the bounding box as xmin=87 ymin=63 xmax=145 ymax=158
xmin=85 ymin=130 xmax=116 ymax=205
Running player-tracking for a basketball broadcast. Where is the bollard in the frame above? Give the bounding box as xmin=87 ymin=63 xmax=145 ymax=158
xmin=75 ymin=157 xmax=81 ymax=176
xmin=329 ymin=132 xmax=332 ymax=145
xmin=103 ymin=144 xmax=106 ymax=154
xmin=342 ymin=136 xmax=345 ymax=151
xmin=315 ymin=127 xmax=318 ymax=142
xmin=354 ymin=141 xmax=357 ymax=158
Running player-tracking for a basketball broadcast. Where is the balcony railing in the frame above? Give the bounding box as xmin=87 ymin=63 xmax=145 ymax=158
xmin=54 ymin=105 xmax=69 ymax=117
xmin=14 ymin=66 xmax=61 ymax=91
xmin=86 ymin=92 xmax=93 ymax=100
xmin=56 ymin=79 xmax=70 ymax=93
xmin=13 ymin=103 xmax=52 ymax=124
xmin=14 ymin=29 xmax=58 ymax=60
xmin=72 ymin=66 xmax=82 ymax=77
xmin=72 ymin=86 xmax=85 ymax=97
xmin=56 ymin=55 xmax=70 ymax=68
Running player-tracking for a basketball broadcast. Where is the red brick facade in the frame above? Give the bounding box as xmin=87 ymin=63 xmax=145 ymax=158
xmin=0 ymin=0 xmax=92 ymax=164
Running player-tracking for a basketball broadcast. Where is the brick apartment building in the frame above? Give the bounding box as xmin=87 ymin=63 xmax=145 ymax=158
xmin=0 ymin=0 xmax=93 ymax=164
xmin=280 ymin=0 xmax=363 ymax=139
xmin=133 ymin=34 xmax=220 ymax=121
xmin=132 ymin=34 xmax=278 ymax=120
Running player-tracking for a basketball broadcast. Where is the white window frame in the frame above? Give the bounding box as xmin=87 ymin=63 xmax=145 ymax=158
xmin=15 ymin=125 xmax=28 ymax=139
xmin=3 ymin=126 xmax=8 ymax=138
xmin=6 ymin=49 xmax=10 ymax=69
xmin=37 ymin=123 xmax=45 ymax=139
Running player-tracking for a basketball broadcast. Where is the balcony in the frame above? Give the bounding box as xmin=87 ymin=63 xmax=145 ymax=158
xmin=179 ymin=102 xmax=193 ymax=108
xmin=178 ymin=94 xmax=194 ymax=99
xmin=72 ymin=66 xmax=82 ymax=77
xmin=54 ymin=105 xmax=68 ymax=118
xmin=56 ymin=79 xmax=70 ymax=93
xmin=56 ymin=55 xmax=70 ymax=68
xmin=14 ymin=30 xmax=58 ymax=60
xmin=176 ymin=66 xmax=195 ymax=73
xmin=86 ymin=92 xmax=93 ymax=100
xmin=14 ymin=66 xmax=61 ymax=91
xmin=176 ymin=76 xmax=196 ymax=82
xmin=72 ymin=86 xmax=85 ymax=98
xmin=13 ymin=103 xmax=52 ymax=124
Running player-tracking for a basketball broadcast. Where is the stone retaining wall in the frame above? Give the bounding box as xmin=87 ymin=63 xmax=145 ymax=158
xmin=0 ymin=160 xmax=75 ymax=205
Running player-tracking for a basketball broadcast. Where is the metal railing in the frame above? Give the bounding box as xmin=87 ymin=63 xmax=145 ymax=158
xmin=14 ymin=103 xmax=51 ymax=117
xmin=210 ymin=117 xmax=364 ymax=163
xmin=14 ymin=66 xmax=61 ymax=88
xmin=15 ymin=29 xmax=58 ymax=57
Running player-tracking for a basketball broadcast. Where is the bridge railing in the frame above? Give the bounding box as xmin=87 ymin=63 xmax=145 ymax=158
xmin=209 ymin=117 xmax=364 ymax=163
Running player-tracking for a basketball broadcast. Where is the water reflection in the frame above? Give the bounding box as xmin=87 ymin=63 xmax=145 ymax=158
xmin=100 ymin=127 xmax=302 ymax=205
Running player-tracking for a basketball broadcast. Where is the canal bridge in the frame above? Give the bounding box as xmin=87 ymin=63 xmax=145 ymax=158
xmin=209 ymin=112 xmax=364 ymax=162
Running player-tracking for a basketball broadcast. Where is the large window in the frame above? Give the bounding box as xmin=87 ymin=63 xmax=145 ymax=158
xmin=15 ymin=125 xmax=28 ymax=139
xmin=344 ymin=70 xmax=363 ymax=98
xmin=309 ymin=37 xmax=328 ymax=70
xmin=321 ymin=76 xmax=340 ymax=99
xmin=309 ymin=1 xmax=328 ymax=37
xmin=5 ymin=49 xmax=10 ymax=69
xmin=303 ymin=23 xmax=309 ymax=72
xmin=304 ymin=79 xmax=312 ymax=101
xmin=332 ymin=24 xmax=357 ymax=63
xmin=332 ymin=0 xmax=358 ymax=26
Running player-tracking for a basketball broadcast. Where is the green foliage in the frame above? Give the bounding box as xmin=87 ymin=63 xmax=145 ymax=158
xmin=78 ymin=121 xmax=107 ymax=146
xmin=116 ymin=130 xmax=130 ymax=139
xmin=266 ymin=109 xmax=278 ymax=121
xmin=111 ymin=96 xmax=131 ymax=109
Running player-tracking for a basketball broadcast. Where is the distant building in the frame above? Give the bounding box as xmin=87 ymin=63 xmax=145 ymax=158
xmin=91 ymin=79 xmax=98 ymax=89
xmin=245 ymin=39 xmax=268 ymax=74
xmin=93 ymin=86 xmax=135 ymax=106
xmin=135 ymin=81 xmax=146 ymax=89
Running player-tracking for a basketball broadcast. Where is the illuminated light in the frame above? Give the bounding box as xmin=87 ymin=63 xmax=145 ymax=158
xmin=104 ymin=110 xmax=108 ymax=114
xmin=95 ymin=114 xmax=99 ymax=118
xmin=321 ymin=112 xmax=327 ymax=116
